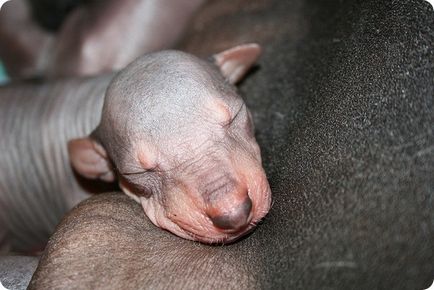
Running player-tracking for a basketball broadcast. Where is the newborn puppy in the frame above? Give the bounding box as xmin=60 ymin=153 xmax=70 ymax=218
xmin=0 ymin=0 xmax=205 ymax=79
xmin=69 ymin=44 xmax=272 ymax=243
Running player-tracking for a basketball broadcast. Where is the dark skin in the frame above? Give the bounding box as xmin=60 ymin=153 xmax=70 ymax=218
xmin=29 ymin=193 xmax=256 ymax=290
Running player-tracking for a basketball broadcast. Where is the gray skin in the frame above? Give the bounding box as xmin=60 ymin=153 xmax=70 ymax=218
xmin=0 ymin=44 xmax=270 ymax=252
xmin=0 ymin=75 xmax=111 ymax=252
xmin=0 ymin=256 xmax=38 ymax=290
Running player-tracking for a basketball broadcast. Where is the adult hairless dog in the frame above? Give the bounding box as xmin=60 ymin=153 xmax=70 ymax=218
xmin=0 ymin=44 xmax=271 ymax=251
xmin=23 ymin=0 xmax=434 ymax=289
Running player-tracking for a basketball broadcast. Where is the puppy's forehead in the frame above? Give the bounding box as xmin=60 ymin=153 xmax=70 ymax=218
xmin=108 ymin=50 xmax=224 ymax=99
xmin=100 ymin=50 xmax=242 ymax=143
xmin=104 ymin=50 xmax=240 ymax=121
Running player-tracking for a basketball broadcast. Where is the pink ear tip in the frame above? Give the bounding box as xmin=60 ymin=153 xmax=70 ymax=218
xmin=239 ymin=43 xmax=262 ymax=58
xmin=245 ymin=43 xmax=262 ymax=52
xmin=238 ymin=43 xmax=262 ymax=65
xmin=213 ymin=43 xmax=263 ymax=84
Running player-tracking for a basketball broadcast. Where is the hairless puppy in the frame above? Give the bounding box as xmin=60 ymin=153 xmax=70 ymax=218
xmin=0 ymin=0 xmax=205 ymax=79
xmin=0 ymin=44 xmax=271 ymax=251
xmin=68 ymin=44 xmax=271 ymax=243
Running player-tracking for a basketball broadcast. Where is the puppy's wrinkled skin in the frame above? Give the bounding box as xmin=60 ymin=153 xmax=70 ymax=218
xmin=69 ymin=44 xmax=271 ymax=243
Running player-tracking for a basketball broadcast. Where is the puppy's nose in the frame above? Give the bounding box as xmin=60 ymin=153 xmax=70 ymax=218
xmin=208 ymin=196 xmax=252 ymax=231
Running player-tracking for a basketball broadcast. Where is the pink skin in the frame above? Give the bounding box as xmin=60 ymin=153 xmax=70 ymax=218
xmin=121 ymin=121 xmax=271 ymax=243
xmin=47 ymin=0 xmax=206 ymax=77
xmin=68 ymin=44 xmax=272 ymax=243
xmin=0 ymin=0 xmax=205 ymax=79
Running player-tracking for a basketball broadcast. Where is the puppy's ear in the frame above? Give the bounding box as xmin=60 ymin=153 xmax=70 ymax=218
xmin=212 ymin=43 xmax=262 ymax=84
xmin=68 ymin=137 xmax=115 ymax=182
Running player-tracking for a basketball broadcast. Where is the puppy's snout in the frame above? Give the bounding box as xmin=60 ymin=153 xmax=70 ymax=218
xmin=207 ymin=196 xmax=252 ymax=231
